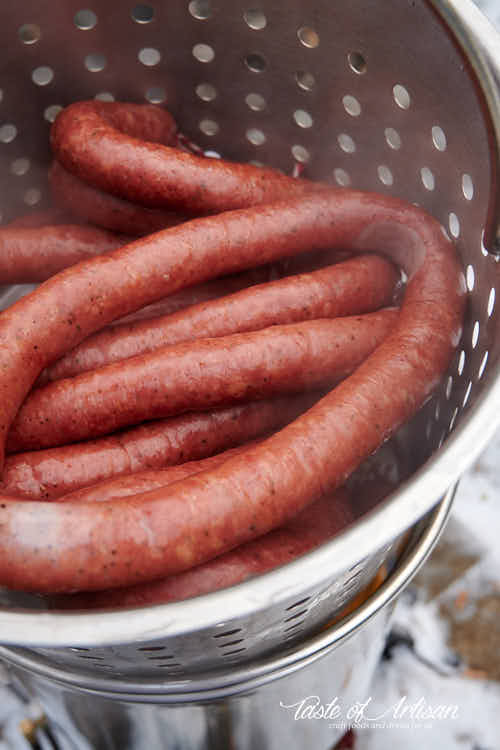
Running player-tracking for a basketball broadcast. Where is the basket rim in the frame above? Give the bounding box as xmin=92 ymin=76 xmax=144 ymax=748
xmin=0 ymin=492 xmax=452 ymax=700
xmin=0 ymin=355 xmax=498 ymax=647
xmin=0 ymin=0 xmax=498 ymax=647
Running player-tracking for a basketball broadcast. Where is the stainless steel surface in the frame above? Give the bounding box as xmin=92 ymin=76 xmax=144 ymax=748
xmin=7 ymin=609 xmax=390 ymax=750
xmin=0 ymin=0 xmax=498 ymax=696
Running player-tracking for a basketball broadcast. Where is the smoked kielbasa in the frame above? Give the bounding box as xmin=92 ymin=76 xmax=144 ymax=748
xmin=0 ymin=190 xmax=464 ymax=592
xmin=40 ymin=256 xmax=398 ymax=383
xmin=0 ymin=225 xmax=123 ymax=284
xmin=51 ymin=488 xmax=353 ymax=609
xmin=50 ymin=161 xmax=186 ymax=236
xmin=53 ymin=441 xmax=262 ymax=504
xmin=7 ymin=312 xmax=397 ymax=452
xmin=2 ymin=396 xmax=309 ymax=500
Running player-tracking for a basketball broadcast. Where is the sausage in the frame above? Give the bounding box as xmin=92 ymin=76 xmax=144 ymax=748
xmin=0 ymin=225 xmax=124 ymax=284
xmin=53 ymin=441 xmax=262 ymax=503
xmin=40 ymin=256 xmax=399 ymax=383
xmin=109 ymin=270 xmax=278 ymax=327
xmin=55 ymin=100 xmax=178 ymax=147
xmin=50 ymin=488 xmax=353 ymax=609
xmin=107 ymin=271 xmax=277 ymax=326
xmin=110 ymin=251 xmax=342 ymax=327
xmin=50 ymin=101 xmax=317 ymax=214
xmin=7 ymin=311 xmax=398 ymax=452
xmin=8 ymin=208 xmax=81 ymax=228
xmin=1 ymin=396 xmax=310 ymax=500
xmin=0 ymin=190 xmax=464 ymax=592
xmin=50 ymin=161 xmax=186 ymax=236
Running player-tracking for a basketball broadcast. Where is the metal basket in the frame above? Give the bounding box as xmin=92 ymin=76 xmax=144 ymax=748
xmin=1 ymin=494 xmax=452 ymax=750
xmin=0 ymin=0 xmax=498 ymax=743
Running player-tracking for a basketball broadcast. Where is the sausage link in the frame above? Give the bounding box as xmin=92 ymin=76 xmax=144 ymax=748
xmin=50 ymin=161 xmax=186 ymax=236
xmin=7 ymin=311 xmax=398 ymax=452
xmin=41 ymin=256 xmax=398 ymax=382
xmin=8 ymin=208 xmax=81 ymax=228
xmin=0 ymin=225 xmax=124 ymax=284
xmin=0 ymin=190 xmax=464 ymax=592
xmin=108 ymin=271 xmax=276 ymax=327
xmin=109 ymin=251 xmax=340 ymax=327
xmin=55 ymin=441 xmax=262 ymax=503
xmin=51 ymin=488 xmax=353 ymax=609
xmin=56 ymin=100 xmax=178 ymax=146
xmin=1 ymin=396 xmax=311 ymax=500
xmin=51 ymin=101 xmax=316 ymax=214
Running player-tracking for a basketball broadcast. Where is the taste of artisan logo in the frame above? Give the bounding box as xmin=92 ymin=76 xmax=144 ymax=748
xmin=279 ymin=694 xmax=459 ymax=729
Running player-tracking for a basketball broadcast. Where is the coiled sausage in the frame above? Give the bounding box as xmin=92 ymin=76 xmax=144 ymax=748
xmin=0 ymin=190 xmax=464 ymax=592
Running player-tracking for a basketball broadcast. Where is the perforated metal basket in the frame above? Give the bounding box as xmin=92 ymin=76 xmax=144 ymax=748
xmin=0 ymin=0 xmax=498 ymax=706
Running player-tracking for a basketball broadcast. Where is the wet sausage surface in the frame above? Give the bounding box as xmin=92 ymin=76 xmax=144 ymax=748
xmin=51 ymin=101 xmax=316 ymax=214
xmin=54 ymin=441 xmax=262 ymax=504
xmin=7 ymin=311 xmax=398 ymax=452
xmin=2 ymin=397 xmax=309 ymax=500
xmin=51 ymin=488 xmax=353 ymax=609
